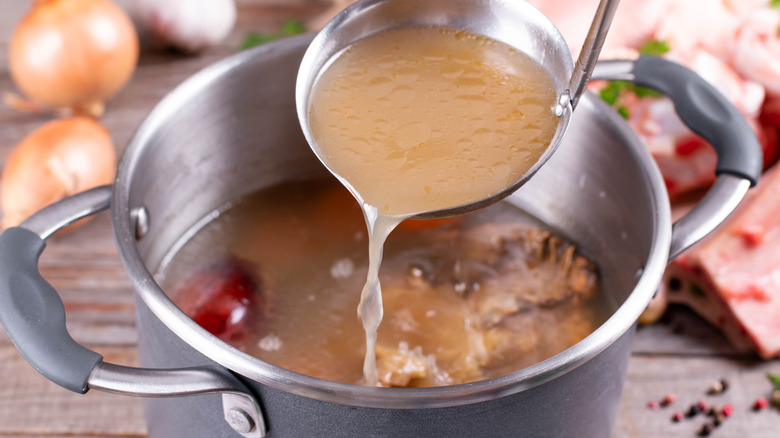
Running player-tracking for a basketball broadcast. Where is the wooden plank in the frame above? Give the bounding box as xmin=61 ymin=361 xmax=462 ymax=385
xmin=1 ymin=1 xmax=779 ymax=437
xmin=5 ymin=343 xmax=779 ymax=438
xmin=0 ymin=212 xmax=138 ymax=346
xmin=632 ymin=305 xmax=752 ymax=358
xmin=0 ymin=344 xmax=146 ymax=437
xmin=615 ymin=356 xmax=780 ymax=438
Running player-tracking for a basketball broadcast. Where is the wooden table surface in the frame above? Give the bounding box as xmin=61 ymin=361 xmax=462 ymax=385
xmin=0 ymin=1 xmax=779 ymax=437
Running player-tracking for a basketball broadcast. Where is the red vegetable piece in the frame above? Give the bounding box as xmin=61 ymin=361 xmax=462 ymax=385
xmin=674 ymin=135 xmax=708 ymax=157
xmin=753 ymin=397 xmax=769 ymax=411
xmin=175 ymin=256 xmax=262 ymax=343
xmin=760 ymin=97 xmax=780 ymax=168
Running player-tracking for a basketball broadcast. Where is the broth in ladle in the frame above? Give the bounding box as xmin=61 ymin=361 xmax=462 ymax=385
xmin=308 ymin=27 xmax=559 ymax=216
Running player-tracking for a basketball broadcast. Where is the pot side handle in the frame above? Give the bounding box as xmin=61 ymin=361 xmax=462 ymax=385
xmin=0 ymin=186 xmax=265 ymax=438
xmin=592 ymin=56 xmax=761 ymax=259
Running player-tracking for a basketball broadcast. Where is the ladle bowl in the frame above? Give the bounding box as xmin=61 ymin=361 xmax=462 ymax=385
xmin=295 ymin=0 xmax=582 ymax=219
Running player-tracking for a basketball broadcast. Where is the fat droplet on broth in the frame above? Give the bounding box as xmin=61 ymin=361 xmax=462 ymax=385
xmin=440 ymin=64 xmax=464 ymax=79
xmin=394 ymin=122 xmax=431 ymax=150
xmin=331 ymin=257 xmax=355 ymax=279
xmin=393 ymin=67 xmax=420 ymax=83
xmin=389 ymin=85 xmax=416 ymax=104
xmin=454 ymin=95 xmax=491 ymax=115
xmin=452 ymin=77 xmax=487 ymax=94
xmin=367 ymin=75 xmax=394 ymax=96
xmin=308 ymin=27 xmax=558 ymax=384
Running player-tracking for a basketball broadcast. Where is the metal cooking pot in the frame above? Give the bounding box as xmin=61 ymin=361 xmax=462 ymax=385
xmin=0 ymin=33 xmax=761 ymax=437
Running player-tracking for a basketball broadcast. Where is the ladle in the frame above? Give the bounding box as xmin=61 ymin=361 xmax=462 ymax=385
xmin=296 ymin=0 xmax=620 ymax=219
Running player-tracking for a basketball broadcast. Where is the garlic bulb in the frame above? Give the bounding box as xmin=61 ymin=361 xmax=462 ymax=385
xmin=131 ymin=0 xmax=237 ymax=54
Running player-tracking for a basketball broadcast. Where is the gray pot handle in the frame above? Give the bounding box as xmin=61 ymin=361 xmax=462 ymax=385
xmin=0 ymin=186 xmax=265 ymax=438
xmin=592 ymin=55 xmax=762 ymax=259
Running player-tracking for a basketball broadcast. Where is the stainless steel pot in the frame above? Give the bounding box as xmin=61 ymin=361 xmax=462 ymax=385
xmin=0 ymin=33 xmax=761 ymax=437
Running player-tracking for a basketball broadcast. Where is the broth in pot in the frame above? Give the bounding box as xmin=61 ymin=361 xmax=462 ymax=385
xmin=159 ymin=178 xmax=606 ymax=388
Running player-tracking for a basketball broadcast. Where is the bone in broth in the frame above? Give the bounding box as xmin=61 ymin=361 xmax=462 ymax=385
xmin=306 ymin=27 xmax=562 ymax=385
xmin=161 ymin=178 xmax=605 ymax=388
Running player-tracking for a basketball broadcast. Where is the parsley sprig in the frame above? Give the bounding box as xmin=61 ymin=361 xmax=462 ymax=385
xmin=769 ymin=373 xmax=780 ymax=391
xmin=241 ymin=19 xmax=307 ymax=50
xmin=769 ymin=373 xmax=780 ymax=410
xmin=638 ymin=39 xmax=671 ymax=56
xmin=598 ymin=39 xmax=670 ymax=119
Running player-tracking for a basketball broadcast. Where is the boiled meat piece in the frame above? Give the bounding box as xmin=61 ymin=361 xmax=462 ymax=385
xmin=376 ymin=342 xmax=432 ymax=387
xmin=468 ymin=227 xmax=598 ymax=326
xmin=374 ymin=223 xmax=599 ymax=387
xmin=665 ymin=164 xmax=780 ymax=358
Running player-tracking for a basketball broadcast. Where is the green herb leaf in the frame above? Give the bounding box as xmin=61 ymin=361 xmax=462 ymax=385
xmin=632 ymin=85 xmax=662 ymax=99
xmin=281 ymin=19 xmax=306 ymax=36
xmin=596 ymin=38 xmax=670 ymax=115
xmin=639 ymin=39 xmax=671 ymax=56
xmin=599 ymin=81 xmax=625 ymax=105
xmin=769 ymin=373 xmax=780 ymax=391
xmin=241 ymin=33 xmax=279 ymax=50
xmin=771 ymin=0 xmax=780 ymax=10
xmin=241 ymin=19 xmax=308 ymax=51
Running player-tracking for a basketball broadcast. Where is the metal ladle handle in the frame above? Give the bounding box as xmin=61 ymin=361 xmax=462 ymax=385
xmin=569 ymin=0 xmax=621 ymax=110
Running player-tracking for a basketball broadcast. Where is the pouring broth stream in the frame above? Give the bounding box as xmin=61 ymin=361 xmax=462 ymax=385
xmin=308 ymin=27 xmax=559 ymax=385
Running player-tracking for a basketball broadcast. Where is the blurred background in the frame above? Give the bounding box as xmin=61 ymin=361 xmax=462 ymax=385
xmin=0 ymin=1 xmax=779 ymax=437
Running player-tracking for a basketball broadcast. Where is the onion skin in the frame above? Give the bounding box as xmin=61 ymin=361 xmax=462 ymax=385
xmin=1 ymin=117 xmax=117 ymax=230
xmin=9 ymin=0 xmax=139 ymax=115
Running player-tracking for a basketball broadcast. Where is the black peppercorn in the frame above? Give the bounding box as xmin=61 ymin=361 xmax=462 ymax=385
xmin=698 ymin=423 xmax=714 ymax=436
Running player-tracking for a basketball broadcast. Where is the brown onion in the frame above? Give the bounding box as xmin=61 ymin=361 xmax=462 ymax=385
xmin=1 ymin=117 xmax=117 ymax=230
xmin=9 ymin=0 xmax=139 ymax=116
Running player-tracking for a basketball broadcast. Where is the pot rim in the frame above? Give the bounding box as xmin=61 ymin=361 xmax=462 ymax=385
xmin=113 ymin=34 xmax=671 ymax=409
